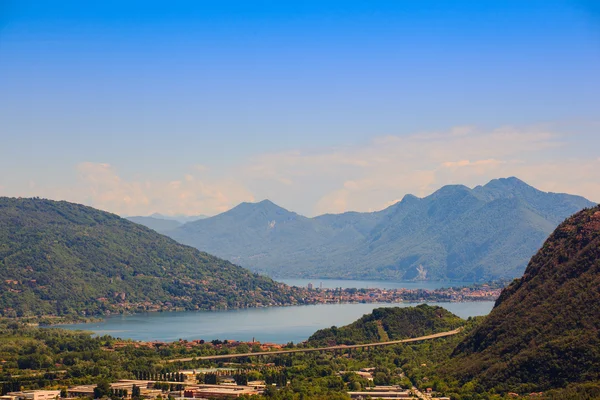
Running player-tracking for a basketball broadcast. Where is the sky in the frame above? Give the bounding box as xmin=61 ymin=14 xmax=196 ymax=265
xmin=1 ymin=0 xmax=599 ymax=217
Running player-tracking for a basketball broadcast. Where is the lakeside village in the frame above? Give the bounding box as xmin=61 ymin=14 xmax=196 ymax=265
xmin=134 ymin=283 xmax=501 ymax=311
xmin=54 ymin=283 xmax=502 ymax=317
xmin=295 ymin=283 xmax=501 ymax=305
xmin=153 ymin=283 xmax=500 ymax=311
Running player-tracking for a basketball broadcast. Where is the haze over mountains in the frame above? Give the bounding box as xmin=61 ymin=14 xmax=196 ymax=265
xmin=159 ymin=177 xmax=594 ymax=281
xmin=126 ymin=213 xmax=207 ymax=232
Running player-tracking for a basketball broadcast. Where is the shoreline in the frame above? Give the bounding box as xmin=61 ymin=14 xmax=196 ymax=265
xmin=5 ymin=280 xmax=503 ymax=328
xmin=7 ymin=298 xmax=499 ymax=328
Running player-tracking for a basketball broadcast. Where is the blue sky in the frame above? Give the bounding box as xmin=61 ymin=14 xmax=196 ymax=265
xmin=1 ymin=0 xmax=599 ymax=216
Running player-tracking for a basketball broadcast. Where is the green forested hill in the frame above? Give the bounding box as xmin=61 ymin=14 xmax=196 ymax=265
xmin=307 ymin=305 xmax=465 ymax=346
xmin=446 ymin=204 xmax=600 ymax=393
xmin=0 ymin=197 xmax=304 ymax=317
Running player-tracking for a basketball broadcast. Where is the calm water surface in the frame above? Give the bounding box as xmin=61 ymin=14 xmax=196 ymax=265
xmin=59 ymin=301 xmax=494 ymax=344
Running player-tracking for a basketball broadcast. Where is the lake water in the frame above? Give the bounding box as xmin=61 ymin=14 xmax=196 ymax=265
xmin=59 ymin=301 xmax=494 ymax=344
xmin=279 ymin=278 xmax=474 ymax=290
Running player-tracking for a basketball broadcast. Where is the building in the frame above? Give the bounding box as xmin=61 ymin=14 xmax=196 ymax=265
xmin=347 ymin=390 xmax=412 ymax=399
xmin=347 ymin=385 xmax=413 ymax=399
xmin=183 ymin=385 xmax=258 ymax=399
xmin=67 ymin=385 xmax=96 ymax=398
xmin=307 ymin=283 xmax=313 ymax=290
xmin=5 ymin=391 xmax=61 ymax=400
xmin=68 ymin=380 xmax=155 ymax=398
xmin=247 ymin=381 xmax=266 ymax=390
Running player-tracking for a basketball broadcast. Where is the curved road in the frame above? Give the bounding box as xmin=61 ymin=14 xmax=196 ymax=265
xmin=166 ymin=327 xmax=462 ymax=363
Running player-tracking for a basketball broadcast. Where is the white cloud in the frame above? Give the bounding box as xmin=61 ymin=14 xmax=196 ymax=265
xmin=241 ymin=125 xmax=598 ymax=215
xmin=4 ymin=125 xmax=598 ymax=216
xmin=63 ymin=162 xmax=255 ymax=216
xmin=441 ymin=159 xmax=505 ymax=168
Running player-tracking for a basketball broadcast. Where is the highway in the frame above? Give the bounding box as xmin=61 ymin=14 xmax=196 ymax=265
xmin=165 ymin=327 xmax=462 ymax=363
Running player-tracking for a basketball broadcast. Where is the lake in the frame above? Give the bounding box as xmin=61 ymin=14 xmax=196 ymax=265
xmin=59 ymin=301 xmax=494 ymax=344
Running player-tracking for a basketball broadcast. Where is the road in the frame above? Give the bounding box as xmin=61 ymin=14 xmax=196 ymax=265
xmin=165 ymin=327 xmax=462 ymax=363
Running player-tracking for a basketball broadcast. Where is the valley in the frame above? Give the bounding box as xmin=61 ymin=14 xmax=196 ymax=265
xmin=4 ymin=1 xmax=599 ymax=397
xmin=3 ymin=202 xmax=598 ymax=399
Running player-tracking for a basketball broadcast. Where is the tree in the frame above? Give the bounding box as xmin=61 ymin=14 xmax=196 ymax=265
xmin=94 ymin=380 xmax=111 ymax=399
xmin=236 ymin=343 xmax=250 ymax=354
xmin=204 ymin=374 xmax=218 ymax=385
xmin=374 ymin=372 xmax=390 ymax=386
xmin=234 ymin=374 xmax=248 ymax=386
xmin=132 ymin=385 xmax=141 ymax=399
xmin=263 ymin=385 xmax=278 ymax=397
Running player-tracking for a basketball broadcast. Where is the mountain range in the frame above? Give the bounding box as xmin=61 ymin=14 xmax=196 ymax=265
xmin=160 ymin=177 xmax=594 ymax=281
xmin=0 ymin=197 xmax=303 ymax=318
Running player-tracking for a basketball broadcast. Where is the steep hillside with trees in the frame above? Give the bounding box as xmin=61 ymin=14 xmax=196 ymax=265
xmin=0 ymin=197 xmax=305 ymax=318
xmin=447 ymin=205 xmax=600 ymax=393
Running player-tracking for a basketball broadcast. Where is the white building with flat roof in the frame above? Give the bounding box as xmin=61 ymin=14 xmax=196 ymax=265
xmin=6 ymin=390 xmax=61 ymax=400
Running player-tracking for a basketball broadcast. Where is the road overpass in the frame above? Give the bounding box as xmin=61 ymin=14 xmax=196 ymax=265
xmin=165 ymin=327 xmax=462 ymax=363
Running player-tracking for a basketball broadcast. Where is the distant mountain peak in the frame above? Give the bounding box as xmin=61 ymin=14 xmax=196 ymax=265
xmin=149 ymin=212 xmax=168 ymax=219
xmin=400 ymin=193 xmax=420 ymax=203
xmin=427 ymin=183 xmax=472 ymax=200
xmin=483 ymin=176 xmax=532 ymax=190
xmin=256 ymin=199 xmax=279 ymax=207
xmin=237 ymin=199 xmax=282 ymax=209
xmin=226 ymin=199 xmax=296 ymax=218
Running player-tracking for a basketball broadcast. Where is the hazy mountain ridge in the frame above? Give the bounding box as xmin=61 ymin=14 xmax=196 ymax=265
xmin=126 ymin=216 xmax=183 ymax=232
xmin=166 ymin=178 xmax=595 ymax=281
xmin=148 ymin=213 xmax=208 ymax=224
xmin=0 ymin=197 xmax=304 ymax=317
xmin=126 ymin=213 xmax=207 ymax=233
